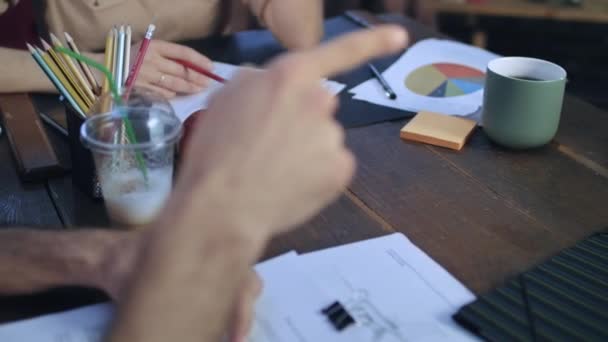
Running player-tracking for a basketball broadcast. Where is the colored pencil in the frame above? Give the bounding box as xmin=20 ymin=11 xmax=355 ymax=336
xmin=115 ymin=25 xmax=125 ymax=92
xmin=64 ymin=32 xmax=101 ymax=95
xmin=123 ymin=25 xmax=132 ymax=86
xmin=102 ymin=28 xmax=115 ymax=94
xmin=41 ymin=39 xmax=92 ymax=109
xmin=29 ymin=44 xmax=86 ymax=117
xmin=124 ymin=24 xmax=156 ymax=97
xmin=39 ymin=47 xmax=89 ymax=113
xmin=170 ymin=58 xmax=225 ymax=84
xmin=111 ymin=27 xmax=119 ymax=89
xmin=50 ymin=33 xmax=96 ymax=104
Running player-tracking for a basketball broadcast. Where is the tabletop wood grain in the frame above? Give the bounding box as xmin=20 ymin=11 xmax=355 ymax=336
xmin=0 ymin=13 xmax=606 ymax=325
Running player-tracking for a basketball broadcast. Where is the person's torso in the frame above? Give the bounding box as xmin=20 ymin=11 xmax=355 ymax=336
xmin=0 ymin=0 xmax=39 ymax=49
xmin=45 ymin=0 xmax=226 ymax=51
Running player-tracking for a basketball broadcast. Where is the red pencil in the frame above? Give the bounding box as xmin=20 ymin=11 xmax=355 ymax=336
xmin=171 ymin=58 xmax=226 ymax=84
xmin=124 ymin=23 xmax=156 ymax=97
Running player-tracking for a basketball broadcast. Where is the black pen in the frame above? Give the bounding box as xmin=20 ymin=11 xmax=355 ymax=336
xmin=39 ymin=112 xmax=68 ymax=137
xmin=344 ymin=10 xmax=372 ymax=29
xmin=368 ymin=64 xmax=397 ymax=100
xmin=344 ymin=11 xmax=398 ymax=100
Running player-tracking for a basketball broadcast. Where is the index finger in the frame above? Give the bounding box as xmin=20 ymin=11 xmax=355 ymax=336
xmin=273 ymin=25 xmax=408 ymax=80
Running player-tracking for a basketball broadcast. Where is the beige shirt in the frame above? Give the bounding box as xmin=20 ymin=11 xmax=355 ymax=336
xmin=45 ymin=0 xmax=249 ymax=51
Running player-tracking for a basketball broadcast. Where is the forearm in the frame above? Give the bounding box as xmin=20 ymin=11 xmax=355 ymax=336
xmin=0 ymin=47 xmax=105 ymax=94
xmin=0 ymin=47 xmax=56 ymax=93
xmin=108 ymin=198 xmax=268 ymax=342
xmin=0 ymin=229 xmax=132 ymax=296
xmin=249 ymin=0 xmax=324 ymax=49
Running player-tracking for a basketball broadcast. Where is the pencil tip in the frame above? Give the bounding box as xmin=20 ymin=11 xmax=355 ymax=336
xmin=50 ymin=33 xmax=62 ymax=44
xmin=64 ymin=32 xmax=73 ymax=41
xmin=40 ymin=38 xmax=51 ymax=49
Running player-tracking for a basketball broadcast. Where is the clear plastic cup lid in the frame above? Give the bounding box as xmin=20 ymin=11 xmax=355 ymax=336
xmin=80 ymin=107 xmax=182 ymax=152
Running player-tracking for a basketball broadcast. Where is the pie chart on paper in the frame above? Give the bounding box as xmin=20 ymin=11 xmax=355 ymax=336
xmin=405 ymin=63 xmax=485 ymax=98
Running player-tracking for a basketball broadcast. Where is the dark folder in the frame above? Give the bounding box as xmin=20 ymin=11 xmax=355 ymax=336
xmin=0 ymin=94 xmax=64 ymax=181
xmin=454 ymin=231 xmax=608 ymax=342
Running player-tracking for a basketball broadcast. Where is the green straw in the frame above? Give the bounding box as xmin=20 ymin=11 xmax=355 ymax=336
xmin=55 ymin=46 xmax=148 ymax=183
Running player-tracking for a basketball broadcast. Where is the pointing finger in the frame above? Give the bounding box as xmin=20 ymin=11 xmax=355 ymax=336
xmin=269 ymin=25 xmax=408 ymax=81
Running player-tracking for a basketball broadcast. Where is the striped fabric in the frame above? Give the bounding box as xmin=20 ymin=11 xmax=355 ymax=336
xmin=454 ymin=232 xmax=608 ymax=342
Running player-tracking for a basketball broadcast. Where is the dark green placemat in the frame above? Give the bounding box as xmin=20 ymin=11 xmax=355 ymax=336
xmin=454 ymin=231 xmax=608 ymax=342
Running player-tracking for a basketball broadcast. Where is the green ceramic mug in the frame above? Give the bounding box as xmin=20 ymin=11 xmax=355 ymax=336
xmin=482 ymin=57 xmax=567 ymax=149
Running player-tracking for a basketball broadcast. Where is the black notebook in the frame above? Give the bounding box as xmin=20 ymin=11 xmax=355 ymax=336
xmin=454 ymin=231 xmax=608 ymax=342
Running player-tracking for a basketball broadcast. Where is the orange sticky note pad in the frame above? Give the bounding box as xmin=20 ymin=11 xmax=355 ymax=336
xmin=400 ymin=111 xmax=477 ymax=151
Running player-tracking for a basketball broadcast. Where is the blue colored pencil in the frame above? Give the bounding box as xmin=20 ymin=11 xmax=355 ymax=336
xmin=27 ymin=43 xmax=86 ymax=117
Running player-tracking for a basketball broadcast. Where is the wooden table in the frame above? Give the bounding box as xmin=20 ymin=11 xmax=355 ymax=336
xmin=0 ymin=13 xmax=607 ymax=325
xmin=433 ymin=0 xmax=608 ymax=47
xmin=435 ymin=0 xmax=608 ymax=23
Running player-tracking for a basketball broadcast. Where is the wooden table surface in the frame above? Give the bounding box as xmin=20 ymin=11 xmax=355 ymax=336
xmin=434 ymin=0 xmax=608 ymax=23
xmin=0 ymin=13 xmax=607 ymax=324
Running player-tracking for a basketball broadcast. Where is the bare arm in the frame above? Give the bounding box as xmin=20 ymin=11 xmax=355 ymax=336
xmin=0 ymin=42 xmax=212 ymax=98
xmin=0 ymin=47 xmax=107 ymax=95
xmin=0 ymin=229 xmax=136 ymax=298
xmin=107 ymin=202 xmax=266 ymax=342
xmin=0 ymin=47 xmax=56 ymax=93
xmin=108 ymin=26 xmax=407 ymax=342
xmin=247 ymin=0 xmax=324 ymax=49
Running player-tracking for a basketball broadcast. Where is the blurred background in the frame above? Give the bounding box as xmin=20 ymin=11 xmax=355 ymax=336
xmin=323 ymin=0 xmax=608 ymax=110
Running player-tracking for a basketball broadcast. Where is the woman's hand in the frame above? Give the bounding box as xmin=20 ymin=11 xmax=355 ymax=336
xmin=130 ymin=40 xmax=214 ymax=98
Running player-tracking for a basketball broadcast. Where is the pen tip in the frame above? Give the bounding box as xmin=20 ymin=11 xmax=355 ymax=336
xmin=389 ymin=93 xmax=397 ymax=100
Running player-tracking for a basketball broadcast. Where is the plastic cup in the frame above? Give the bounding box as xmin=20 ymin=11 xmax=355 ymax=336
xmin=80 ymin=105 xmax=182 ymax=226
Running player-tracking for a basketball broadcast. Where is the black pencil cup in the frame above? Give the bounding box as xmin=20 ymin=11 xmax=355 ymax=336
xmin=65 ymin=104 xmax=103 ymax=199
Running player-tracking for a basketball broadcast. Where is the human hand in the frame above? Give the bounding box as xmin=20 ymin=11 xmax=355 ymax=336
xmin=174 ymin=26 xmax=408 ymax=240
xmin=107 ymin=28 xmax=407 ymax=340
xmin=95 ymin=230 xmax=263 ymax=341
xmin=228 ymin=271 xmax=263 ymax=342
xmin=130 ymin=40 xmax=213 ymax=98
xmin=255 ymin=0 xmax=324 ymax=49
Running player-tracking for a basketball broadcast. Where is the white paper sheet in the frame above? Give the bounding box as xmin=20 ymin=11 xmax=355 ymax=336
xmin=0 ymin=234 xmax=478 ymax=342
xmin=349 ymin=39 xmax=500 ymax=119
xmin=299 ymin=233 xmax=479 ymax=341
xmin=250 ymin=252 xmax=341 ymax=342
xmin=169 ymin=62 xmax=241 ymax=122
xmin=0 ymin=303 xmax=112 ymax=342
xmin=169 ymin=62 xmax=347 ymax=122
